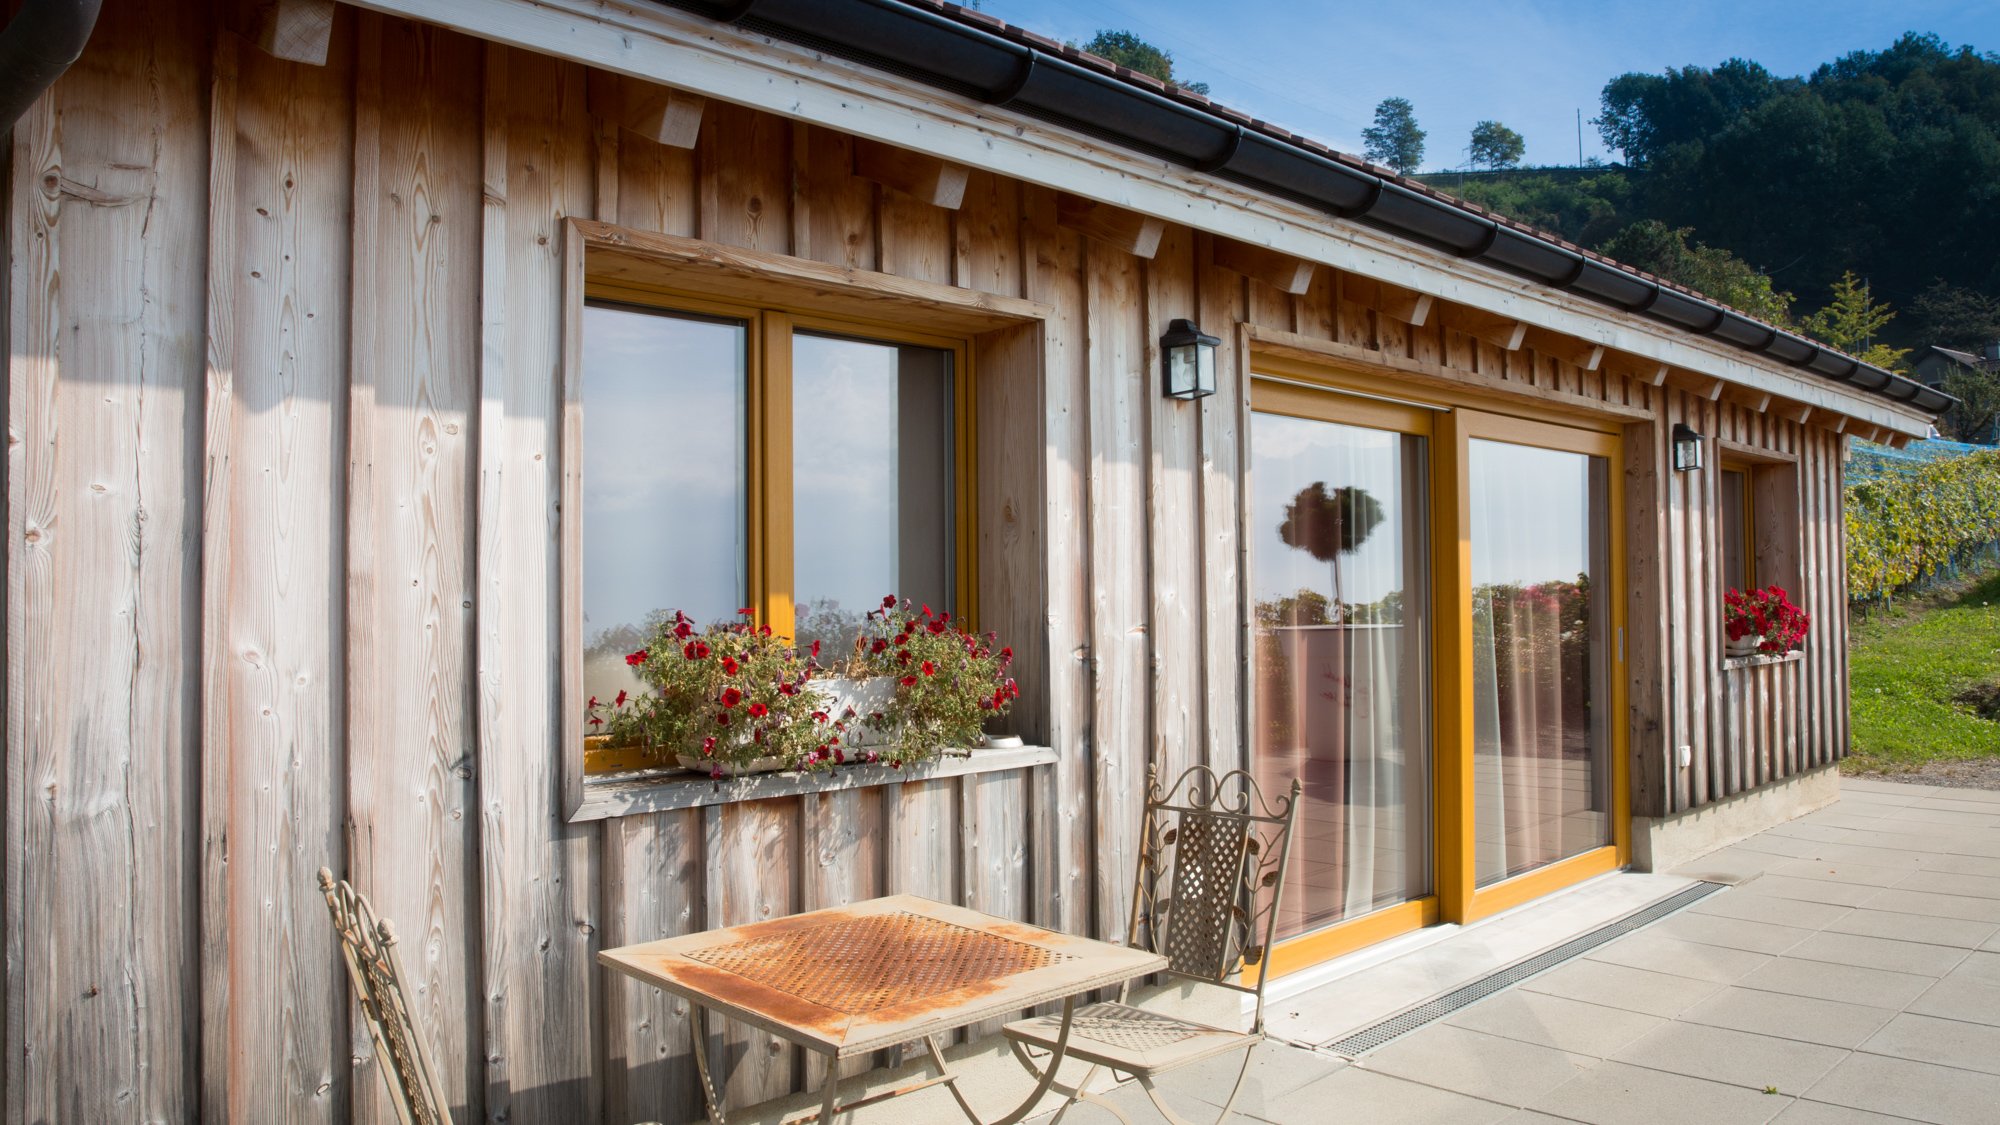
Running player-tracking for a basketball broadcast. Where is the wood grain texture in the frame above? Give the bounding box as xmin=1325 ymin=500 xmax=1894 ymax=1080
xmin=1144 ymin=228 xmax=1202 ymax=787
xmin=7 ymin=3 xmax=208 ymax=1119
xmin=346 ymin=15 xmax=483 ymax=1120
xmin=475 ymin=46 xmax=603 ymax=1124
xmin=1197 ymin=238 xmax=1248 ymax=775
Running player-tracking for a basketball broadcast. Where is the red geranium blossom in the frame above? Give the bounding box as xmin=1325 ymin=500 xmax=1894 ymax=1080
xmin=614 ymin=689 xmax=628 ymax=707
xmin=748 ymin=702 xmax=769 ymax=718
xmin=900 ymin=675 xmax=919 ymax=687
xmin=721 ymin=656 xmax=739 ymax=675
xmin=922 ymin=661 xmax=936 ymax=677
xmin=720 ymin=687 xmax=743 ymax=708
xmin=626 ymin=649 xmax=648 ymax=666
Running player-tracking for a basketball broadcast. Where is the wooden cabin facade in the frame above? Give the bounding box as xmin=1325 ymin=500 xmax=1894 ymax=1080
xmin=2 ymin=1 xmax=1942 ymax=1122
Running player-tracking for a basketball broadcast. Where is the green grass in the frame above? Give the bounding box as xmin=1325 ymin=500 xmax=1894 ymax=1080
xmin=1847 ymin=568 xmax=2000 ymax=773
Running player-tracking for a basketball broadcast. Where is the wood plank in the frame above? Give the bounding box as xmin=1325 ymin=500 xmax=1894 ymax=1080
xmin=612 ymin=89 xmax=699 ymax=237
xmin=586 ymin=69 xmax=704 ymax=149
xmin=851 ymin=136 xmax=970 ymax=209
xmin=1604 ymin=352 xmax=1669 ymax=387
xmin=1019 ymin=185 xmax=1093 ymax=942
xmin=476 ymin=46 xmax=602 ymax=1124
xmin=876 ymin=180 xmax=954 ymax=285
xmin=346 ymin=16 xmax=484 ymax=1119
xmin=252 ymin=0 xmax=337 ymax=65
xmin=575 ymin=747 xmax=1057 ymax=820
xmin=1437 ymin=303 xmax=1526 ymax=351
xmin=1145 ymin=227 xmax=1203 ymax=789
xmin=207 ymin=23 xmax=360 ymax=1121
xmin=602 ymin=811 xmax=704 ymax=1124
xmin=1198 ymin=236 xmax=1248 ymax=776
xmin=792 ymin=125 xmax=875 ymax=270
xmin=705 ymin=798 xmax=802 ymax=1101
xmin=1246 ymin=325 xmax=1650 ymax=422
xmin=698 ymin=99 xmax=790 ymax=252
xmin=800 ymin=786 xmax=885 ymax=1085
xmin=9 ymin=5 xmax=207 ymax=1120
xmin=579 ymin=220 xmax=1050 ymax=336
xmin=1624 ymin=419 xmax=1671 ymax=819
xmin=1057 ymin=192 xmax=1164 ymax=260
xmin=1084 ymin=240 xmax=1149 ymax=941
xmin=1212 ymin=237 xmax=1317 ymax=295
xmin=953 ymin=171 xmax=1022 ymax=297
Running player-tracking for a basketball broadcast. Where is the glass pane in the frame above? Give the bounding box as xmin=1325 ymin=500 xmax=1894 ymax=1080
xmin=1470 ymin=440 xmax=1612 ymax=887
xmin=792 ymin=332 xmax=954 ymax=657
xmin=1720 ymin=469 xmax=1749 ymax=591
xmin=581 ymin=304 xmax=747 ymax=710
xmin=1251 ymin=411 xmax=1433 ymax=940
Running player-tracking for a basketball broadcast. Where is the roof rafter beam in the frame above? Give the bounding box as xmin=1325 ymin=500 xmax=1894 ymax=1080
xmin=1523 ymin=326 xmax=1605 ymax=371
xmin=587 ymin=71 xmax=706 ymax=148
xmin=1340 ymin=276 xmax=1432 ymax=326
xmin=852 ymin=137 xmax=970 ymax=209
xmin=1438 ymin=304 xmax=1525 ymax=351
xmin=1057 ymin=193 xmax=1165 ymax=259
xmin=1212 ymin=237 xmax=1318 ymax=295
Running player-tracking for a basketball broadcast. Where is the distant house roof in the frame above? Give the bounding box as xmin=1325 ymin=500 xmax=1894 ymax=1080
xmin=652 ymin=0 xmax=1952 ymax=417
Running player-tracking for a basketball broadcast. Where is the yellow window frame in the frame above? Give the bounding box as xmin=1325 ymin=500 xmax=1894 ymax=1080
xmin=579 ymin=282 xmax=979 ymax=772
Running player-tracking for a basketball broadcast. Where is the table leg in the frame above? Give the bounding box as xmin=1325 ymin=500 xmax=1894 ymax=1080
xmin=977 ymin=994 xmax=1078 ymax=1125
xmin=688 ymin=1002 xmax=728 ymax=1125
xmin=815 ymin=1049 xmax=840 ymax=1123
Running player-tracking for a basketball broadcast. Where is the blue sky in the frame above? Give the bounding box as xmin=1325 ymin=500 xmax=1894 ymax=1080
xmin=983 ymin=1 xmax=2000 ymax=171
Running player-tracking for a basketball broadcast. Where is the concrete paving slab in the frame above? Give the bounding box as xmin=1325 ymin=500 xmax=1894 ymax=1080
xmin=1766 ymin=859 xmax=1918 ymax=888
xmin=1609 ymin=1022 xmax=1846 ymax=1095
xmin=1857 ymin=888 xmax=2000 ymax=923
xmin=1649 ymin=911 xmax=1816 ymax=955
xmin=1687 ymin=891 xmax=1855 ymax=930
xmin=1905 ymin=977 xmax=2000 ymax=1027
xmin=1770 ymin=1099 xmax=1934 ymax=1124
xmin=1529 ymin=1060 xmax=1794 ymax=1125
xmin=1858 ymin=1012 xmax=2000 ymax=1076
xmin=1805 ymin=1051 xmax=2000 ymax=1125
xmin=1732 ymin=957 xmax=1936 ymax=1010
xmin=1361 ymin=1023 xmax=1597 ymax=1106
xmin=1911 ymin=852 xmax=2000 ymax=878
xmin=1171 ymin=1040 xmax=1348 ymax=1115
xmin=1779 ymin=931 xmax=1972 ymax=978
xmin=1254 ymin=1066 xmax=1515 ymax=1125
xmin=1938 ymin=949 xmax=2000 ymax=988
xmin=1820 ymin=908 xmax=1998 ymax=950
xmin=1731 ymin=874 xmax=1884 ymax=908
xmin=1518 ymin=958 xmax=1723 ymax=1019
xmin=1677 ymin=987 xmax=1897 ymax=1050
xmin=1444 ymin=991 xmax=1665 ymax=1057
xmin=1893 ymin=869 xmax=2000 ymax=900
xmin=1582 ymin=932 xmax=1772 ymax=984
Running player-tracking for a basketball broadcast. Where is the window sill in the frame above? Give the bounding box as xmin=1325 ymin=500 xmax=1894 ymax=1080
xmin=1723 ymin=650 xmax=1804 ymax=671
xmin=570 ymin=743 xmax=1057 ymax=822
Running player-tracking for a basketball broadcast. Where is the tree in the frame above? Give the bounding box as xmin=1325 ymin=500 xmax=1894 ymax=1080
xmin=1940 ymin=367 xmax=2000 ymax=443
xmin=1802 ymin=271 xmax=1911 ymax=371
xmin=1080 ymin=30 xmax=1208 ymax=95
xmin=1362 ymin=97 xmax=1426 ymax=175
xmin=1467 ymin=120 xmax=1526 ymax=170
xmin=1276 ymin=482 xmax=1384 ymax=615
xmin=1598 ymin=220 xmax=1795 ymax=327
xmin=1910 ymin=281 xmax=2000 ymax=351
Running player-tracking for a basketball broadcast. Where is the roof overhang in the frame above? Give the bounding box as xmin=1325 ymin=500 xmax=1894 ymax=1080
xmin=348 ymin=0 xmax=1942 ymax=437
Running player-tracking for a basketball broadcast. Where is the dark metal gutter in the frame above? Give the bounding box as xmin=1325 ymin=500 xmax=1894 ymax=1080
xmin=0 ymin=0 xmax=104 ymax=133
xmin=653 ymin=0 xmax=1951 ymax=417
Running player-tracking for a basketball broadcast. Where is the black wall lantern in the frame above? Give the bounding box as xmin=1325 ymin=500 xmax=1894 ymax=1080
xmin=1671 ymin=422 xmax=1705 ymax=472
xmin=1161 ymin=318 xmax=1220 ymax=400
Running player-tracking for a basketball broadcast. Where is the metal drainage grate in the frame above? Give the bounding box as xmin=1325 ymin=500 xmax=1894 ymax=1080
xmin=1322 ymin=881 xmax=1728 ymax=1058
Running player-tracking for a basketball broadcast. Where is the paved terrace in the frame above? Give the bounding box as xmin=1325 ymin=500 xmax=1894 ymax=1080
xmin=1032 ymin=777 xmax=2000 ymax=1125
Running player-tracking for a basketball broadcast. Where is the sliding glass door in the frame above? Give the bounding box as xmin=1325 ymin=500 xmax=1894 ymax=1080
xmin=1249 ymin=362 xmax=1628 ymax=975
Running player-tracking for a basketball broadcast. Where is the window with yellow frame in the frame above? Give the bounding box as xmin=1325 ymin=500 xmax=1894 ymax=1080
xmin=578 ymin=287 xmax=976 ymax=772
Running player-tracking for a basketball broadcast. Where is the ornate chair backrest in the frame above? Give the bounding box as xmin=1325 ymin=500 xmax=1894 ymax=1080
xmin=1126 ymin=765 xmax=1302 ymax=1031
xmin=318 ymin=869 xmax=453 ymax=1125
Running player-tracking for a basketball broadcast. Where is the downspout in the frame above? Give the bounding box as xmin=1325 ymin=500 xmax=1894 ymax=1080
xmin=0 ymin=0 xmax=104 ymax=133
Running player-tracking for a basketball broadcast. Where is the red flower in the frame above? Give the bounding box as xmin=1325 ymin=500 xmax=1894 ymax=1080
xmin=927 ymin=619 xmax=946 ymax=634
xmin=614 ymin=689 xmax=628 ymax=707
xmin=589 ymin=715 xmax=604 ymax=727
xmin=894 ymin=633 xmax=909 ymax=647
xmin=748 ymin=702 xmax=769 ymax=718
xmin=922 ymin=661 xmax=936 ymax=677
xmin=811 ymin=711 xmax=830 ymax=724
xmin=1000 ymin=646 xmax=1013 ymax=662
xmin=780 ymin=682 xmax=798 ymax=696
xmin=882 ymin=595 xmax=897 ymax=609
xmin=588 ymin=695 xmax=600 ymax=709
xmin=738 ymin=607 xmax=756 ymax=617
xmin=626 ymin=649 xmax=648 ymax=666
xmin=921 ymin=604 xmax=933 ymax=616
xmin=720 ymin=687 xmax=743 ymax=708
xmin=900 ymin=675 xmax=919 ymax=687
xmin=722 ymin=656 xmax=739 ymax=675
xmin=760 ymin=625 xmax=773 ymax=637
xmin=673 ymin=622 xmax=693 ymax=639
xmin=695 ymin=642 xmax=711 ymax=659
xmin=809 ymin=639 xmax=821 ymax=658
xmin=871 ymin=639 xmax=889 ymax=654
xmin=898 ymin=651 xmax=912 ymax=666
xmin=715 ymin=711 xmax=731 ymax=726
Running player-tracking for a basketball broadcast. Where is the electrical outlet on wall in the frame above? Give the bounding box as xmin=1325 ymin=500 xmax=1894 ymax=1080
xmin=1678 ymin=745 xmax=1693 ymax=769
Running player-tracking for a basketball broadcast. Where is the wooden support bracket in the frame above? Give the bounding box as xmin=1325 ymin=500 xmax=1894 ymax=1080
xmin=1522 ymin=326 xmax=1605 ymax=371
xmin=1887 ymin=431 xmax=1914 ymax=449
xmin=852 ymin=137 xmax=971 ymax=209
xmin=1056 ymin=193 xmax=1165 ymax=259
xmin=1604 ymin=352 xmax=1670 ymax=386
xmin=1213 ymin=238 xmax=1318 ymax=295
xmin=587 ymin=71 xmax=706 ymax=149
xmin=1726 ymin=387 xmax=1773 ymax=413
xmin=250 ymin=0 xmax=336 ymax=65
xmin=1668 ymin=371 xmax=1726 ymax=401
xmin=1438 ymin=304 xmax=1526 ymax=351
xmin=1341 ymin=276 xmax=1433 ymax=326
xmin=1775 ymin=400 xmax=1814 ymax=424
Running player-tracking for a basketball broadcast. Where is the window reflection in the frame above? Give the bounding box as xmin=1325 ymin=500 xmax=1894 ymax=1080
xmin=1469 ymin=440 xmax=1612 ymax=886
xmin=792 ymin=333 xmax=955 ymax=658
xmin=581 ymin=303 xmax=747 ymax=709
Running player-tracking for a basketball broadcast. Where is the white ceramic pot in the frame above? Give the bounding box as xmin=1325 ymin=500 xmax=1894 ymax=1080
xmin=811 ymin=675 xmax=899 ymax=747
xmin=676 ymin=753 xmax=787 ymax=777
xmin=1725 ymin=635 xmax=1761 ymax=658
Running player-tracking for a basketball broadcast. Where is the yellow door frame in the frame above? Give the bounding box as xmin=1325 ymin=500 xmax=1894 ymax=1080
xmin=1249 ymin=354 xmax=1632 ymax=973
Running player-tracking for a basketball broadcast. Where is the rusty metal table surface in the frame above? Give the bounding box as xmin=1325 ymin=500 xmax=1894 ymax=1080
xmin=598 ymin=894 xmax=1166 ymax=1123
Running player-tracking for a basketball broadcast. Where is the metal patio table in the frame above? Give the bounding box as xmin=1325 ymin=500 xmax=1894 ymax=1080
xmin=598 ymin=894 xmax=1167 ymax=1124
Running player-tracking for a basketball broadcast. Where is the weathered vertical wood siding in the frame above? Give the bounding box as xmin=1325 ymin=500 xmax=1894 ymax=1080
xmin=3 ymin=3 xmax=1866 ymax=1120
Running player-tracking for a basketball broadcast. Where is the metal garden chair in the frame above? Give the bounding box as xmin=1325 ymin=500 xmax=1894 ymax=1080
xmin=318 ymin=869 xmax=458 ymax=1125
xmin=1002 ymin=765 xmax=1302 ymax=1125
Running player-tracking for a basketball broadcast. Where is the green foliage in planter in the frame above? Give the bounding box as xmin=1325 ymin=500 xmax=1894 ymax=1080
xmin=846 ymin=597 xmax=1018 ymax=766
xmin=587 ymin=609 xmax=841 ymax=775
xmin=1847 ymin=449 xmax=2000 ymax=604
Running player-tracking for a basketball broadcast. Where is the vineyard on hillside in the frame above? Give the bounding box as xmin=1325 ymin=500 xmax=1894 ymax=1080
xmin=1847 ymin=441 xmax=2000 ymax=605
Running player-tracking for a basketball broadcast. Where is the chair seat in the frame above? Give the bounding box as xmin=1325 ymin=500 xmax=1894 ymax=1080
xmin=1002 ymin=1001 xmax=1257 ymax=1075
